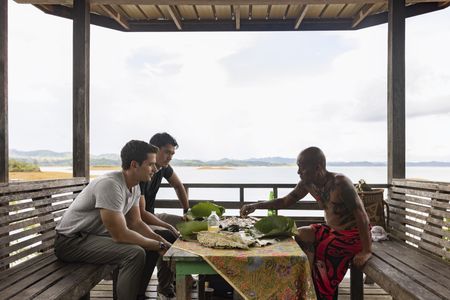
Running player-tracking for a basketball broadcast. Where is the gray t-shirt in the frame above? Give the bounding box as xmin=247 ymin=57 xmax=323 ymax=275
xmin=56 ymin=171 xmax=141 ymax=237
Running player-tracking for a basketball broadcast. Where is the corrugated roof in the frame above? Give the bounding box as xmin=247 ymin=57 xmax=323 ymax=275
xmin=14 ymin=1 xmax=450 ymax=31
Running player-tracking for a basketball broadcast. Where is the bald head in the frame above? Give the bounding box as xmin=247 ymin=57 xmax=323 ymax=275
xmin=298 ymin=147 xmax=326 ymax=169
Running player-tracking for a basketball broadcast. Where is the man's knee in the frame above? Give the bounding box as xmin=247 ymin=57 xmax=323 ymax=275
xmin=296 ymin=226 xmax=316 ymax=253
xmin=121 ymin=245 xmax=146 ymax=265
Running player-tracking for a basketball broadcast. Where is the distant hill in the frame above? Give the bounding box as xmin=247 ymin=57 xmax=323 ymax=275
xmin=8 ymin=149 xmax=450 ymax=167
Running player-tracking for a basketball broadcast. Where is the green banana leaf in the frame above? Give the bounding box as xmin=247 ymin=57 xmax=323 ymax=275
xmin=190 ymin=201 xmax=225 ymax=218
xmin=254 ymin=216 xmax=298 ymax=238
xmin=176 ymin=221 xmax=208 ymax=237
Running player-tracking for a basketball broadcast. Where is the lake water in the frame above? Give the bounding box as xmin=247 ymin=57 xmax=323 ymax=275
xmin=42 ymin=166 xmax=450 ymax=217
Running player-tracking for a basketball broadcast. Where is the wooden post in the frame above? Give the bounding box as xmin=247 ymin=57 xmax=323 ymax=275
xmin=73 ymin=0 xmax=90 ymax=179
xmin=387 ymin=0 xmax=406 ymax=184
xmin=0 ymin=0 xmax=8 ymax=184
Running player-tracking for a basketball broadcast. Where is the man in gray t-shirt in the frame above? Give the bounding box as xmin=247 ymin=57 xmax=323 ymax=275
xmin=55 ymin=140 xmax=169 ymax=300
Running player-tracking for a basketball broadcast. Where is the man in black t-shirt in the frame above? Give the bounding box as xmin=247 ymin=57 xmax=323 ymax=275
xmin=139 ymin=133 xmax=190 ymax=299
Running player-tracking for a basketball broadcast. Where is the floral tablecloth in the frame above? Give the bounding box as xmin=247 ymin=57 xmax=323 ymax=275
xmin=173 ymin=238 xmax=316 ymax=300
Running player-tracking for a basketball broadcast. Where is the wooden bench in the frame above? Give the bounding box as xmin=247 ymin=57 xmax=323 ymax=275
xmin=352 ymin=179 xmax=450 ymax=300
xmin=0 ymin=178 xmax=115 ymax=300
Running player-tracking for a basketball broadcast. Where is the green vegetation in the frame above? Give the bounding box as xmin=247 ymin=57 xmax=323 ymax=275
xmin=9 ymin=159 xmax=40 ymax=172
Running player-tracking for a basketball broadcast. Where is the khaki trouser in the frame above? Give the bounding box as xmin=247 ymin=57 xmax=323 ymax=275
xmin=151 ymin=213 xmax=185 ymax=295
xmin=54 ymin=233 xmax=159 ymax=300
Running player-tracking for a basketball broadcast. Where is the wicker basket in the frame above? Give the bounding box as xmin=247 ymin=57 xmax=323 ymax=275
xmin=358 ymin=189 xmax=388 ymax=229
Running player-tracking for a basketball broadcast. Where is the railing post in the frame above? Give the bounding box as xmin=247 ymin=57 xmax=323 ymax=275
xmin=239 ymin=187 xmax=244 ymax=205
xmin=0 ymin=0 xmax=8 ymax=184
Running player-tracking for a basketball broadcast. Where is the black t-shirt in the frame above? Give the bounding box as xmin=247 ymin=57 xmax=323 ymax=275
xmin=139 ymin=165 xmax=174 ymax=213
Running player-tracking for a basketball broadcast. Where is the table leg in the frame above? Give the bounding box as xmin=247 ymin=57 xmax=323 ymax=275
xmin=176 ymin=274 xmax=191 ymax=300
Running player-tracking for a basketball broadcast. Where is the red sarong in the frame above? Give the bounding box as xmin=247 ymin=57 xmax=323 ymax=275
xmin=310 ymin=224 xmax=362 ymax=300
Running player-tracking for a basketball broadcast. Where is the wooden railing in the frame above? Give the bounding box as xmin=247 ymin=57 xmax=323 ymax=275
xmin=157 ymin=183 xmax=389 ymax=226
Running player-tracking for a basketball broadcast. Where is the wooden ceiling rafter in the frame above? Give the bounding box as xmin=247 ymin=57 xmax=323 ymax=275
xmin=166 ymin=5 xmax=183 ymax=29
xmin=235 ymin=4 xmax=240 ymax=29
xmin=266 ymin=4 xmax=272 ymax=19
xmin=99 ymin=4 xmax=129 ymax=29
xmin=15 ymin=0 xmax=450 ymax=4
xmin=352 ymin=3 xmax=377 ymax=27
xmin=212 ymin=4 xmax=218 ymax=20
xmin=155 ymin=5 xmax=166 ymax=19
xmin=193 ymin=4 xmax=200 ymax=20
xmin=336 ymin=3 xmax=348 ymax=17
xmin=174 ymin=5 xmax=184 ymax=20
xmin=294 ymin=4 xmax=308 ymax=29
xmin=283 ymin=4 xmax=291 ymax=19
xmin=318 ymin=3 xmax=329 ymax=17
xmin=135 ymin=4 xmax=150 ymax=19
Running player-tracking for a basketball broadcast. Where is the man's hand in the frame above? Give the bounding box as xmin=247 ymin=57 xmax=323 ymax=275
xmin=166 ymin=224 xmax=180 ymax=238
xmin=353 ymin=251 xmax=372 ymax=268
xmin=240 ymin=204 xmax=257 ymax=217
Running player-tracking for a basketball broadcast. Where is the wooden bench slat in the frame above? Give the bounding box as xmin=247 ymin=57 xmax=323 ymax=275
xmin=389 ymin=219 xmax=450 ymax=249
xmin=389 ymin=206 xmax=446 ymax=227
xmin=392 ymin=179 xmax=450 ymax=192
xmin=0 ymin=194 xmax=78 ymax=214
xmin=0 ymin=178 xmax=88 ymax=194
xmin=0 ymin=186 xmax=84 ymax=204
xmin=389 ymin=227 xmax=450 ymax=260
xmin=0 ymin=221 xmax=58 ymax=246
xmin=0 ymin=253 xmax=58 ymax=291
xmin=0 ymin=252 xmax=53 ymax=281
xmin=9 ymin=262 xmax=87 ymax=300
xmin=0 ymin=240 xmax=54 ymax=268
xmin=375 ymin=241 xmax=450 ymax=282
xmin=391 ymin=187 xmax=450 ymax=201
xmin=364 ymin=255 xmax=442 ymax=300
xmin=0 ymin=213 xmax=59 ymax=236
xmin=33 ymin=264 xmax=113 ymax=300
xmin=388 ymin=199 xmax=450 ymax=219
xmin=391 ymin=192 xmax=450 ymax=210
xmin=0 ymin=230 xmax=56 ymax=257
xmin=371 ymin=243 xmax=450 ymax=298
xmin=389 ymin=213 xmax=450 ymax=239
xmin=0 ymin=259 xmax=67 ymax=299
xmin=0 ymin=203 xmax=71 ymax=225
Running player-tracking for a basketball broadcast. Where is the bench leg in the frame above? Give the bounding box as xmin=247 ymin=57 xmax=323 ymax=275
xmin=350 ymin=265 xmax=364 ymax=300
xmin=79 ymin=292 xmax=90 ymax=300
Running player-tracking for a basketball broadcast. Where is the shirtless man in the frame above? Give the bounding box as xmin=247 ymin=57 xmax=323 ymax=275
xmin=240 ymin=147 xmax=372 ymax=300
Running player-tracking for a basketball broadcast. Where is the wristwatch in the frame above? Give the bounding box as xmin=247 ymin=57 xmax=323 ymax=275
xmin=159 ymin=241 xmax=167 ymax=250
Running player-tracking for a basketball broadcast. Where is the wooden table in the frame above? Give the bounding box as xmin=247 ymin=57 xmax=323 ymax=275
xmin=163 ymin=238 xmax=316 ymax=300
xmin=163 ymin=245 xmax=217 ymax=300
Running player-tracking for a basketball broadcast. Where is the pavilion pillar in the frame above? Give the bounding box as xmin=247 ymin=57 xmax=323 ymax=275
xmin=0 ymin=0 xmax=8 ymax=184
xmin=73 ymin=0 xmax=90 ymax=179
xmin=387 ymin=0 xmax=406 ymax=183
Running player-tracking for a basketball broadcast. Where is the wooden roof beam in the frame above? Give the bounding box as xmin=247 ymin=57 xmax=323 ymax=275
xmin=167 ymin=5 xmax=182 ymax=30
xmin=294 ymin=5 xmax=308 ymax=30
xmin=352 ymin=3 xmax=377 ymax=28
xmin=98 ymin=5 xmax=129 ymax=29
xmin=15 ymin=1 xmax=438 ymax=5
xmin=234 ymin=5 xmax=240 ymax=30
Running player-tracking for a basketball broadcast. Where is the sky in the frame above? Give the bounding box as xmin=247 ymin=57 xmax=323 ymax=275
xmin=7 ymin=2 xmax=450 ymax=162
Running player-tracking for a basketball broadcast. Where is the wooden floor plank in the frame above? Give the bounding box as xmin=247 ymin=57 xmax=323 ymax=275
xmin=90 ymin=277 xmax=392 ymax=300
